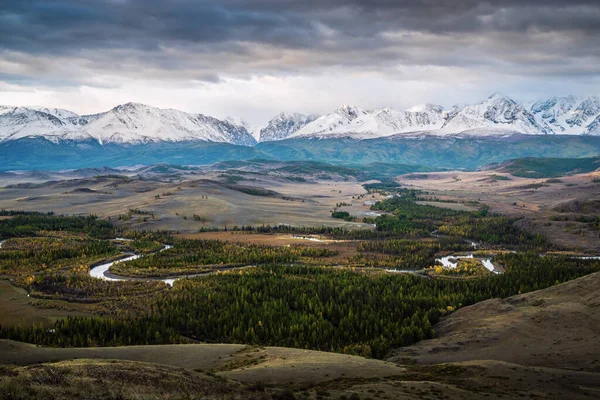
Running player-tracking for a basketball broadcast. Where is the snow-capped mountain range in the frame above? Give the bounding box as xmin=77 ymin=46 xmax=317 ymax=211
xmin=1 ymin=94 xmax=599 ymax=146
xmin=288 ymin=94 xmax=600 ymax=140
xmin=291 ymin=103 xmax=447 ymax=140
xmin=0 ymin=103 xmax=257 ymax=146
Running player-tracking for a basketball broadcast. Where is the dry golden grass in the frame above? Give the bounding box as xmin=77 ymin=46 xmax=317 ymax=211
xmin=0 ymin=280 xmax=90 ymax=327
xmin=0 ymin=176 xmax=373 ymax=231
xmin=389 ymin=271 xmax=600 ymax=372
xmin=0 ymin=359 xmax=267 ymax=400
xmin=3 ymin=342 xmax=599 ymax=399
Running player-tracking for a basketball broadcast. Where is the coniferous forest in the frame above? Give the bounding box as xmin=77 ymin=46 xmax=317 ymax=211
xmin=1 ymin=199 xmax=599 ymax=359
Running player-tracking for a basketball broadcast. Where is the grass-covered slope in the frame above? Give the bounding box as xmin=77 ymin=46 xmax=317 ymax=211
xmin=0 ymin=358 xmax=267 ymax=400
xmin=388 ymin=271 xmax=600 ymax=372
xmin=501 ymin=156 xmax=600 ymax=178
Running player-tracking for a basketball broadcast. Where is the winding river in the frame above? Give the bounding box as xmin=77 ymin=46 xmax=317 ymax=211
xmin=435 ymin=252 xmax=600 ymax=275
xmin=431 ymin=233 xmax=501 ymax=273
xmin=88 ymin=243 xmax=256 ymax=286
xmin=1 ymin=233 xmax=596 ymax=285
xmin=89 ymin=244 xmax=177 ymax=285
xmin=435 ymin=254 xmax=499 ymax=274
xmin=85 ymin=235 xmax=600 ymax=284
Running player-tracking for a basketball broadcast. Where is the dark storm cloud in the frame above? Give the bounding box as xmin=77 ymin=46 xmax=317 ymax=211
xmin=2 ymin=1 xmax=599 ymax=50
xmin=0 ymin=0 xmax=319 ymax=53
xmin=0 ymin=0 xmax=599 ymax=84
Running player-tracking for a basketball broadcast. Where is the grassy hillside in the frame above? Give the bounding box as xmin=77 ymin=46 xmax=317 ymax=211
xmin=388 ymin=271 xmax=600 ymax=372
xmin=501 ymin=156 xmax=600 ymax=178
xmin=3 ymin=338 xmax=599 ymax=399
xmin=0 ymin=358 xmax=268 ymax=399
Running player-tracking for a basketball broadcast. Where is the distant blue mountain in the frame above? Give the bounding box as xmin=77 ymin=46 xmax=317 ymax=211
xmin=1 ymin=135 xmax=599 ymax=172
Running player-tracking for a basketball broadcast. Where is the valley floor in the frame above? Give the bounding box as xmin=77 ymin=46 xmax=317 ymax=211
xmin=2 ymin=272 xmax=600 ymax=399
xmin=1 ymin=162 xmax=599 ymax=399
xmin=0 ymin=174 xmax=372 ymax=231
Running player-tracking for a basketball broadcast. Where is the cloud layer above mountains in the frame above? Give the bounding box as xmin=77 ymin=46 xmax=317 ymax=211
xmin=1 ymin=0 xmax=599 ymax=121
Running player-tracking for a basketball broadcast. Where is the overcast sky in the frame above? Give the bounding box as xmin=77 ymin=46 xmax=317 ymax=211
xmin=1 ymin=0 xmax=599 ymax=123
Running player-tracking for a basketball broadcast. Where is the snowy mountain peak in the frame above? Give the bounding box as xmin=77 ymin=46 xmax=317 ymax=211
xmin=0 ymin=103 xmax=256 ymax=146
xmin=530 ymin=95 xmax=600 ymax=134
xmin=258 ymin=112 xmax=319 ymax=142
xmin=291 ymin=103 xmax=446 ymax=140
xmin=484 ymin=94 xmax=528 ymax=114
xmin=406 ymin=103 xmax=444 ymax=113
xmin=28 ymin=106 xmax=80 ymax=120
xmin=483 ymin=95 xmax=524 ymax=121
xmin=113 ymin=102 xmax=152 ymax=110
xmin=439 ymin=93 xmax=550 ymax=135
xmin=335 ymin=104 xmax=366 ymax=119
xmin=272 ymin=111 xmax=315 ymax=122
xmin=225 ymin=116 xmax=265 ymax=141
xmin=0 ymin=106 xmax=75 ymax=143
xmin=574 ymin=96 xmax=600 ymax=118
xmin=530 ymin=96 xmax=580 ymax=117
xmin=291 ymin=105 xmax=371 ymax=139
xmin=486 ymin=92 xmax=513 ymax=102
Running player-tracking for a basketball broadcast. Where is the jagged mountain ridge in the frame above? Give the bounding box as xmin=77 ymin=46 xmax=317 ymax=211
xmin=291 ymin=103 xmax=446 ymax=139
xmin=258 ymin=112 xmax=319 ymax=142
xmin=438 ymin=93 xmax=553 ymax=135
xmin=530 ymin=95 xmax=600 ymax=135
xmin=0 ymin=103 xmax=257 ymax=146
xmin=1 ymin=94 xmax=600 ymax=146
xmin=290 ymin=94 xmax=562 ymax=140
xmin=287 ymin=94 xmax=600 ymax=140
